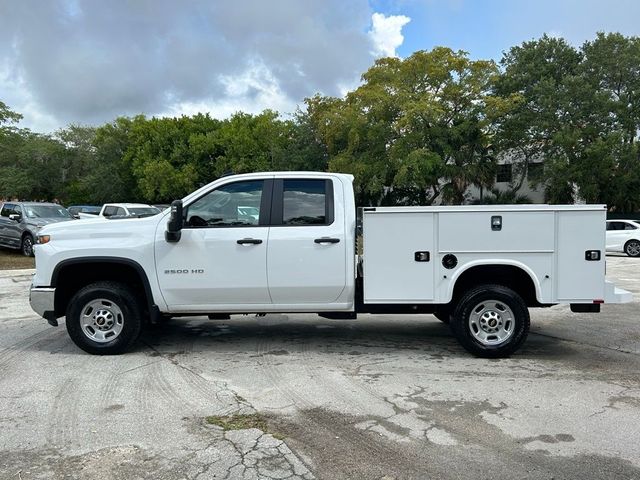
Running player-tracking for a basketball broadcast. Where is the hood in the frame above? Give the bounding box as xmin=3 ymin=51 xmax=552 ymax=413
xmin=39 ymin=211 xmax=166 ymax=236
xmin=26 ymin=217 xmax=75 ymax=228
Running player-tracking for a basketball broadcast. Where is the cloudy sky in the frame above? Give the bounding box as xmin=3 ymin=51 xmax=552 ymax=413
xmin=1 ymin=0 xmax=639 ymax=133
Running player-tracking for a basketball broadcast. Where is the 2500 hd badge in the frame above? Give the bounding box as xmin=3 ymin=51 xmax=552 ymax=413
xmin=164 ymin=269 xmax=205 ymax=274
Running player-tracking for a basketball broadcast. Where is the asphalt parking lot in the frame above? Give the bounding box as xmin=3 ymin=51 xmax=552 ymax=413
xmin=1 ymin=255 xmax=639 ymax=480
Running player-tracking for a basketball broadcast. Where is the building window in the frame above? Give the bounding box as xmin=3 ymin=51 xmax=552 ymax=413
xmin=496 ymin=164 xmax=512 ymax=183
xmin=527 ymin=162 xmax=544 ymax=181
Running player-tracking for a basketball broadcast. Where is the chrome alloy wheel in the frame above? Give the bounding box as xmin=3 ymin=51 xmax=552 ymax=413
xmin=22 ymin=236 xmax=34 ymax=256
xmin=626 ymin=240 xmax=640 ymax=257
xmin=468 ymin=300 xmax=515 ymax=346
xmin=79 ymin=298 xmax=124 ymax=343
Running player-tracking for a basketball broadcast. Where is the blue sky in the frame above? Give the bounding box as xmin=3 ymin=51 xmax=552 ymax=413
xmin=2 ymin=0 xmax=640 ymax=132
xmin=375 ymin=0 xmax=640 ymax=60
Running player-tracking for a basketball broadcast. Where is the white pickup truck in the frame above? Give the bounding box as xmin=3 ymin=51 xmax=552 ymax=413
xmin=29 ymin=172 xmax=632 ymax=357
xmin=98 ymin=203 xmax=161 ymax=218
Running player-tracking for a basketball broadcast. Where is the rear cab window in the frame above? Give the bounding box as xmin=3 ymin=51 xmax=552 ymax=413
xmin=272 ymin=179 xmax=334 ymax=226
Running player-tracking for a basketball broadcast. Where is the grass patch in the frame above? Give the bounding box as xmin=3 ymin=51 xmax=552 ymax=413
xmin=205 ymin=413 xmax=285 ymax=440
xmin=0 ymin=248 xmax=35 ymax=270
xmin=206 ymin=413 xmax=269 ymax=431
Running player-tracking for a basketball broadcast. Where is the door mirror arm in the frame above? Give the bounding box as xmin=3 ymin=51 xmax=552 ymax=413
xmin=165 ymin=200 xmax=184 ymax=243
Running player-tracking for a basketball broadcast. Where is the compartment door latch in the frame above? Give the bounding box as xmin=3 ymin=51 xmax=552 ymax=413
xmin=414 ymin=251 xmax=430 ymax=262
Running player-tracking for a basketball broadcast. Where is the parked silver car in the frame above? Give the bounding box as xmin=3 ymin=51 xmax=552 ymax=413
xmin=0 ymin=202 xmax=75 ymax=256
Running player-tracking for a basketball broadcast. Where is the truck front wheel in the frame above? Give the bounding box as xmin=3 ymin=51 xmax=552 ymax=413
xmin=450 ymin=284 xmax=529 ymax=358
xmin=65 ymin=281 xmax=142 ymax=355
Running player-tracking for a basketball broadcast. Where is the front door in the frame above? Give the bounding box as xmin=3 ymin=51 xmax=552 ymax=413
xmin=267 ymin=178 xmax=347 ymax=304
xmin=155 ymin=179 xmax=271 ymax=310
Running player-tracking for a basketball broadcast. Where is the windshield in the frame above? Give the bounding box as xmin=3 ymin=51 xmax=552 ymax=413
xmin=128 ymin=207 xmax=161 ymax=216
xmin=24 ymin=205 xmax=72 ymax=219
xmin=82 ymin=206 xmax=101 ymax=214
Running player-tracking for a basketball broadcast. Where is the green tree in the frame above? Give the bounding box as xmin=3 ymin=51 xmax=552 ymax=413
xmin=495 ymin=33 xmax=640 ymax=210
xmin=494 ymin=35 xmax=583 ymax=201
xmin=211 ymin=110 xmax=289 ymax=176
xmin=122 ymin=114 xmax=221 ymax=202
xmin=307 ymin=48 xmax=508 ymax=205
xmin=0 ymin=101 xmax=22 ymax=128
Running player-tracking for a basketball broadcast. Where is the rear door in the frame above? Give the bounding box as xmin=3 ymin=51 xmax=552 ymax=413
xmin=267 ymin=178 xmax=347 ymax=304
xmin=606 ymin=221 xmax=628 ymax=250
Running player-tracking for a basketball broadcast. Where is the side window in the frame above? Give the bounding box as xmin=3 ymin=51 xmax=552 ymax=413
xmin=115 ymin=207 xmax=126 ymax=216
xmin=103 ymin=206 xmax=117 ymax=217
xmin=0 ymin=204 xmax=12 ymax=217
xmin=281 ymin=179 xmax=332 ymax=226
xmin=1 ymin=203 xmax=16 ymax=217
xmin=614 ymin=222 xmax=625 ymax=230
xmin=624 ymin=222 xmax=638 ymax=230
xmin=186 ymin=180 xmax=264 ymax=227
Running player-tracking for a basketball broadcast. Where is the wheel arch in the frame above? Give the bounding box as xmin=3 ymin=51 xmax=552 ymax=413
xmin=447 ymin=260 xmax=542 ymax=306
xmin=51 ymin=257 xmax=155 ymax=318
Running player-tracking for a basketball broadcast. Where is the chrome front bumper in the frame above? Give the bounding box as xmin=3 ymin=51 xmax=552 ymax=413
xmin=29 ymin=286 xmax=56 ymax=322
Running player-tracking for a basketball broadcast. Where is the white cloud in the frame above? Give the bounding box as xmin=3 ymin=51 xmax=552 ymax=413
xmin=0 ymin=0 xmax=378 ymax=132
xmin=368 ymin=12 xmax=411 ymax=58
xmin=164 ymin=60 xmax=296 ymax=120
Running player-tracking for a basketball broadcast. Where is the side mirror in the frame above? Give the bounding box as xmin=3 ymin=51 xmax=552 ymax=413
xmin=165 ymin=200 xmax=183 ymax=243
xmin=9 ymin=213 xmax=22 ymax=222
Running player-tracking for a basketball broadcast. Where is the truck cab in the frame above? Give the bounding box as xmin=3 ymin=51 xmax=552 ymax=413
xmin=29 ymin=172 xmax=632 ymax=358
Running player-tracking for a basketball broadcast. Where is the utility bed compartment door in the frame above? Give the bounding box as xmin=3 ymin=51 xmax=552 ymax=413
xmin=363 ymin=212 xmax=434 ymax=303
xmin=556 ymin=210 xmax=606 ymax=301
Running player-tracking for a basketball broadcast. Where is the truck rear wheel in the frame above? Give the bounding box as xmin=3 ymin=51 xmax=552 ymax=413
xmin=65 ymin=281 xmax=142 ymax=355
xmin=450 ymin=284 xmax=529 ymax=358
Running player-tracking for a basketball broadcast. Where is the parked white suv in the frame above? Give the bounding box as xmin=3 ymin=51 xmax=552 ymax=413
xmin=99 ymin=203 xmax=161 ymax=218
xmin=606 ymin=220 xmax=640 ymax=257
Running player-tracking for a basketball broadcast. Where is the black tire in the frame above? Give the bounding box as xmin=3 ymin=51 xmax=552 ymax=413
xmin=65 ymin=281 xmax=142 ymax=355
xmin=450 ymin=284 xmax=530 ymax=358
xmin=21 ymin=233 xmax=34 ymax=257
xmin=624 ymin=240 xmax=640 ymax=258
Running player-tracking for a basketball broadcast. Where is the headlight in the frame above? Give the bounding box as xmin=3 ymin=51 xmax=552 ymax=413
xmin=36 ymin=235 xmax=51 ymax=245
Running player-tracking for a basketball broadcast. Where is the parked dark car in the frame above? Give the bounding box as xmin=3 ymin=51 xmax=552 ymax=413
xmin=67 ymin=205 xmax=101 ymax=219
xmin=0 ymin=202 xmax=75 ymax=256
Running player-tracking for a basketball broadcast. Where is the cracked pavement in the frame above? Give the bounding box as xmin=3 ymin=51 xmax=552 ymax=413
xmin=0 ymin=255 xmax=639 ymax=479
